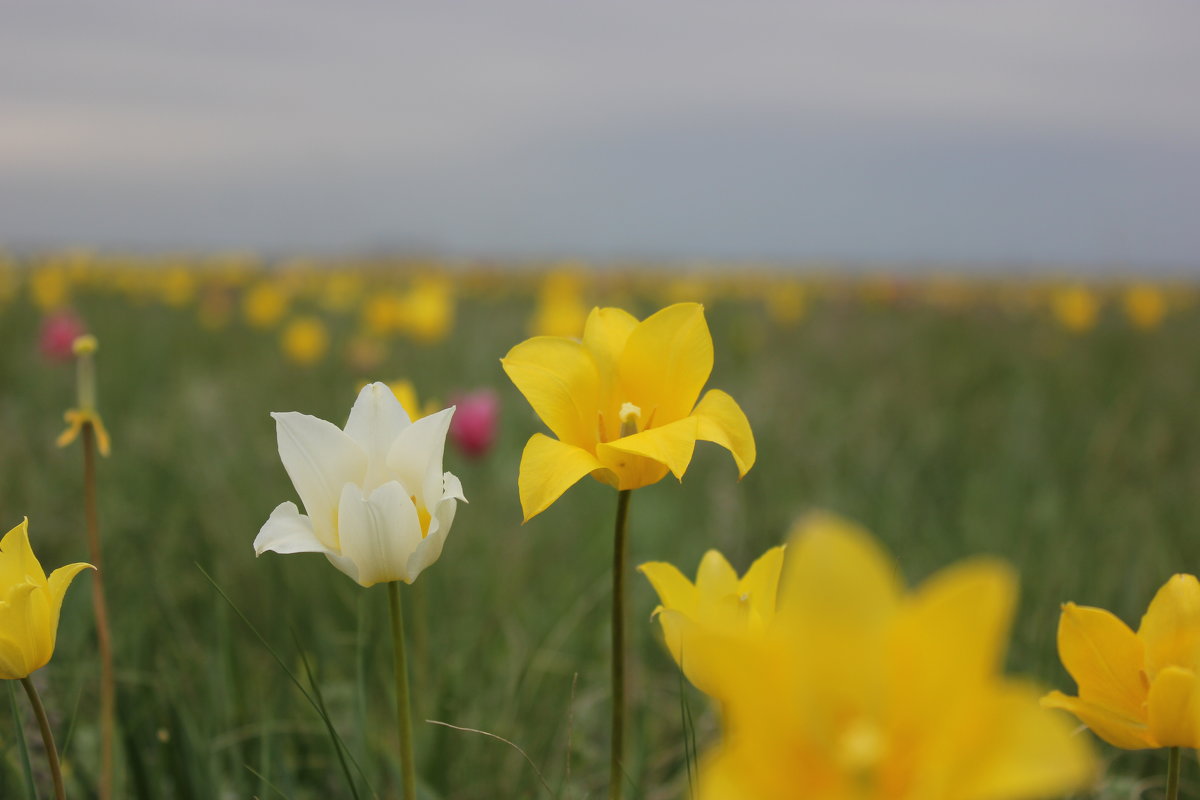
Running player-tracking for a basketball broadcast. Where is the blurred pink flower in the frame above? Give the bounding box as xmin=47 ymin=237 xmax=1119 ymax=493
xmin=448 ymin=389 xmax=499 ymax=459
xmin=39 ymin=311 xmax=87 ymax=362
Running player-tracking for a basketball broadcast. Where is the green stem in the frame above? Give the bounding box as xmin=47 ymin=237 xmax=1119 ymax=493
xmin=387 ymin=582 xmax=416 ymax=800
xmin=610 ymin=489 xmax=632 ymax=800
xmin=21 ymin=677 xmax=66 ymax=800
xmin=1167 ymin=746 xmax=1181 ymax=800
xmin=82 ymin=426 xmax=115 ymax=800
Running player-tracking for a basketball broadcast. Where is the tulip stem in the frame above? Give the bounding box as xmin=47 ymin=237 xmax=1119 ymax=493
xmin=1167 ymin=746 xmax=1181 ymax=800
xmin=21 ymin=676 xmax=66 ymax=800
xmin=387 ymin=582 xmax=417 ymax=800
xmin=82 ymin=424 xmax=116 ymax=800
xmin=610 ymin=489 xmax=632 ymax=800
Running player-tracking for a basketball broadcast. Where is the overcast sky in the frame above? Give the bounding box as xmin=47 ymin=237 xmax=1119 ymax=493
xmin=2 ymin=1 xmax=1198 ymax=269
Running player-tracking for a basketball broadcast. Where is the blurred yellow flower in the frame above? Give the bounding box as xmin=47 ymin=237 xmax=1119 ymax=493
xmin=765 ymin=281 xmax=808 ymax=326
xmin=1051 ymin=286 xmax=1100 ymax=333
xmin=694 ymin=513 xmax=1095 ymax=800
xmin=281 ymin=316 xmax=330 ymax=366
xmin=243 ymin=282 xmax=289 ymax=329
xmin=159 ymin=266 xmax=196 ymax=308
xmin=502 ymin=302 xmax=755 ymax=520
xmin=362 ymin=292 xmax=403 ymax=337
xmin=530 ymin=269 xmax=589 ymax=338
xmin=1122 ymin=284 xmax=1167 ymax=330
xmin=1043 ymin=573 xmax=1200 ymax=749
xmin=638 ymin=546 xmax=784 ymax=696
xmin=398 ymin=276 xmax=454 ymax=343
xmin=29 ymin=267 xmax=69 ymax=311
xmin=0 ymin=519 xmax=93 ymax=680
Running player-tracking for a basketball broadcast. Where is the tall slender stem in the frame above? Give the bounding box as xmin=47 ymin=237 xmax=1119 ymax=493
xmin=21 ymin=676 xmax=66 ymax=800
xmin=387 ymin=582 xmax=417 ymax=800
xmin=1167 ymin=746 xmax=1181 ymax=800
xmin=610 ymin=489 xmax=632 ymax=800
xmin=82 ymin=425 xmax=115 ymax=800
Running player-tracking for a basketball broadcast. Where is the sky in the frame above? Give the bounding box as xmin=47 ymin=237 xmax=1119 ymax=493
xmin=2 ymin=1 xmax=1198 ymax=270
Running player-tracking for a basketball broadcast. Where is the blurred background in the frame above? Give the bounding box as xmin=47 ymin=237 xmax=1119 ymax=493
xmin=1 ymin=3 xmax=1199 ymax=799
xmin=2 ymin=0 xmax=1198 ymax=270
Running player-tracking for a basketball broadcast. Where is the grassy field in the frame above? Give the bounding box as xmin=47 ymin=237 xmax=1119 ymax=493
xmin=1 ymin=261 xmax=1198 ymax=798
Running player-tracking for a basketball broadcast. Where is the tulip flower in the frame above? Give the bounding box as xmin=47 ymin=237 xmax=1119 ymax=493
xmin=1042 ymin=574 xmax=1200 ymax=750
xmin=1051 ymin=286 xmax=1100 ymax=333
xmin=281 ymin=316 xmax=330 ymax=365
xmin=0 ymin=519 xmax=93 ymax=679
xmin=254 ymin=381 xmax=465 ymax=587
xmin=1123 ymin=284 xmax=1167 ymax=330
xmin=639 ymin=546 xmax=784 ymax=696
xmin=448 ymin=389 xmax=499 ymax=459
xmin=502 ymin=302 xmax=755 ymax=521
xmin=691 ymin=513 xmax=1095 ymax=800
xmin=38 ymin=310 xmax=87 ymax=363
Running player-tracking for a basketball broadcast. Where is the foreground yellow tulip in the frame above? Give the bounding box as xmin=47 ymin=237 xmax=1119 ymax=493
xmin=502 ymin=302 xmax=755 ymax=520
xmin=692 ymin=514 xmax=1094 ymax=800
xmin=0 ymin=519 xmax=93 ymax=680
xmin=1042 ymin=574 xmax=1200 ymax=750
xmin=638 ymin=546 xmax=784 ymax=696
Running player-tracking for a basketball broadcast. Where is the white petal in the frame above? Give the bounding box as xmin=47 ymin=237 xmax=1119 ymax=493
xmin=385 ymin=406 xmax=455 ymax=509
xmin=336 ymin=481 xmax=423 ymax=587
xmin=408 ymin=492 xmax=458 ymax=581
xmin=442 ymin=471 xmax=467 ymax=504
xmin=273 ymin=411 xmax=367 ymax=549
xmin=323 ymin=551 xmax=362 ymax=584
xmin=343 ymin=382 xmax=412 ymax=490
xmin=254 ymin=502 xmax=334 ymax=556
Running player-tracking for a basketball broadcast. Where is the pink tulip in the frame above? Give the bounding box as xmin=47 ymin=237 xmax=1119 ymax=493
xmin=449 ymin=389 xmax=499 ymax=459
xmin=39 ymin=311 xmax=87 ymax=362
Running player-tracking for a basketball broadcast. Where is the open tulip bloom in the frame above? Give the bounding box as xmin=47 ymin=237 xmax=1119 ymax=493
xmin=1044 ymin=574 xmax=1200 ymax=752
xmin=683 ymin=514 xmax=1094 ymax=800
xmin=501 ymin=302 xmax=755 ymax=521
xmin=254 ymin=381 xmax=465 ymax=587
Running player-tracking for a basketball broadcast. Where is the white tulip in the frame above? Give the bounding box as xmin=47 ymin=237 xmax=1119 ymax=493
xmin=254 ymin=382 xmax=465 ymax=586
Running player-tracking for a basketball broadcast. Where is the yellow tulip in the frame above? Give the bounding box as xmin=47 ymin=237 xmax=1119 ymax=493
xmin=692 ymin=513 xmax=1094 ymax=800
xmin=1122 ymin=284 xmax=1167 ymax=330
xmin=1051 ymin=286 xmax=1100 ymax=333
xmin=638 ymin=546 xmax=784 ymax=696
xmin=243 ymin=281 xmax=289 ymax=329
xmin=1042 ymin=574 xmax=1200 ymax=749
xmin=501 ymin=302 xmax=755 ymax=520
xmin=281 ymin=316 xmax=330 ymax=366
xmin=0 ymin=519 xmax=93 ymax=680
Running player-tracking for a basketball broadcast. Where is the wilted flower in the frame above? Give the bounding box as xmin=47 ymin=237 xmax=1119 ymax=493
xmin=639 ymin=546 xmax=784 ymax=696
xmin=38 ymin=311 xmax=87 ymax=362
xmin=448 ymin=389 xmax=500 ymax=459
xmin=693 ymin=513 xmax=1095 ymax=800
xmin=1043 ymin=574 xmax=1200 ymax=749
xmin=254 ymin=382 xmax=465 ymax=586
xmin=0 ymin=519 xmax=93 ymax=680
xmin=502 ymin=302 xmax=755 ymax=520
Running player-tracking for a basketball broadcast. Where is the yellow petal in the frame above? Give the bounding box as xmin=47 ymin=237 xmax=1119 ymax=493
xmin=1139 ymin=573 xmax=1200 ymax=676
xmin=91 ymin=414 xmax=112 ymax=457
xmin=56 ymin=412 xmax=83 ymax=449
xmin=779 ymin=512 xmax=901 ymax=631
xmin=0 ymin=519 xmax=47 ymax=592
xmin=1147 ymin=665 xmax=1200 ymax=748
xmin=1056 ymin=602 xmax=1146 ymax=721
xmin=0 ymin=633 xmax=34 ymax=681
xmin=598 ymin=416 xmax=700 ymax=481
xmin=45 ymin=562 xmax=93 ymax=650
xmin=501 ymin=336 xmax=601 ymax=450
xmin=1040 ymin=690 xmax=1156 ymax=749
xmin=692 ymin=389 xmax=756 ymax=478
xmin=637 ymin=560 xmax=698 ymax=616
xmin=0 ymin=582 xmax=46 ymax=678
xmin=582 ymin=306 xmax=639 ymax=372
xmin=617 ymin=303 xmax=713 ymax=426
xmin=694 ymin=549 xmax=738 ymax=598
xmin=957 ymin=684 xmax=1096 ymax=800
xmin=892 ymin=558 xmax=1016 ymax=720
xmin=517 ymin=434 xmax=607 ymax=521
xmin=738 ymin=545 xmax=785 ymax=626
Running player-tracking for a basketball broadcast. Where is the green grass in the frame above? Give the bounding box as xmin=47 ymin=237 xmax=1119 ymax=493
xmin=1 ymin=273 xmax=1199 ymax=798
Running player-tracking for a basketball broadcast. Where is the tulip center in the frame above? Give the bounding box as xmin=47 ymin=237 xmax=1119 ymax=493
xmin=619 ymin=402 xmax=641 ymax=437
xmin=411 ymin=497 xmax=432 ymax=539
xmin=837 ymin=717 xmax=884 ymax=772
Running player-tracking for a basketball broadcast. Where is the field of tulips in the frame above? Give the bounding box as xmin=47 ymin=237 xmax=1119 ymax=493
xmin=1 ymin=253 xmax=1199 ymax=799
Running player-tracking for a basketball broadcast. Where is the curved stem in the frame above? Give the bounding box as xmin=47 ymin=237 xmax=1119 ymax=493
xmin=1167 ymin=746 xmax=1181 ymax=800
xmin=83 ymin=426 xmax=115 ymax=800
xmin=387 ymin=582 xmax=417 ymax=800
xmin=21 ymin=676 xmax=66 ymax=800
xmin=610 ymin=489 xmax=632 ymax=800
